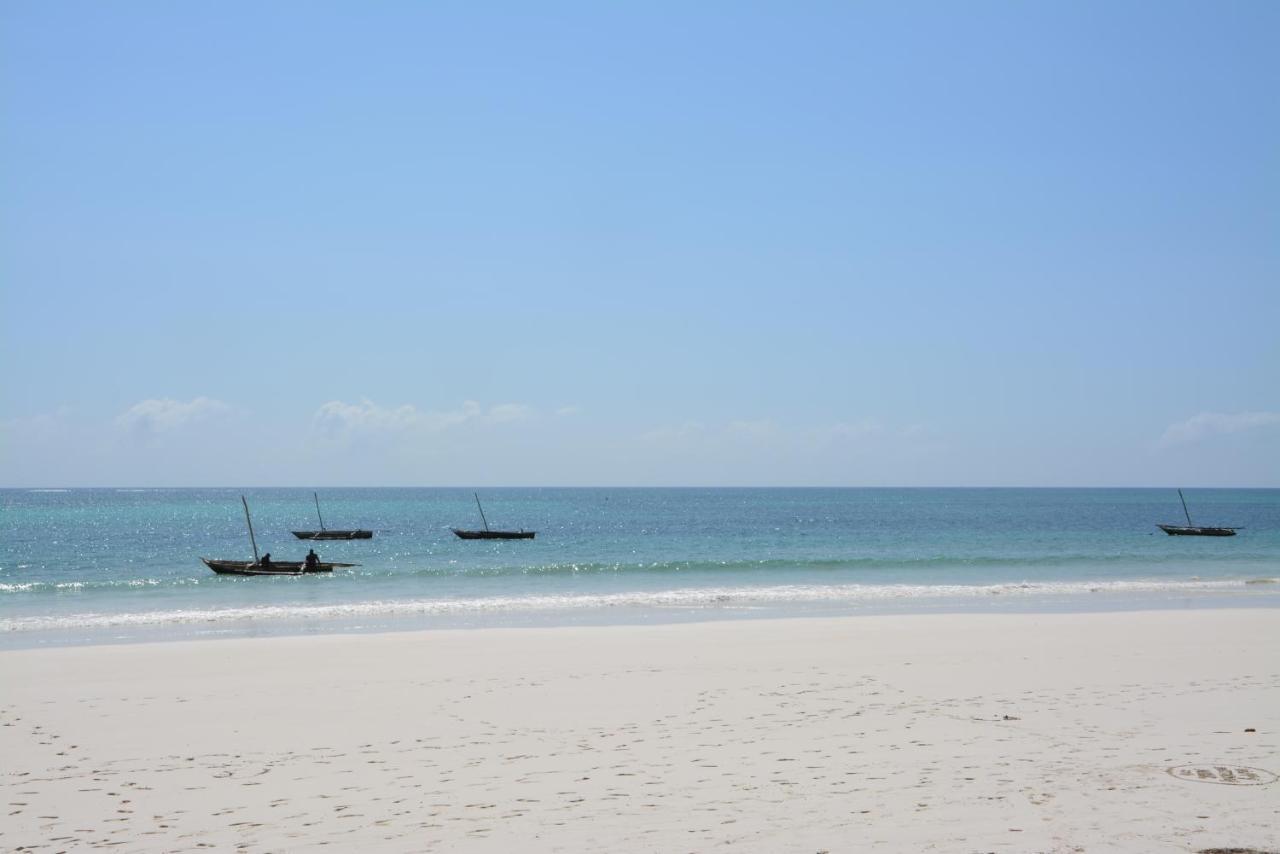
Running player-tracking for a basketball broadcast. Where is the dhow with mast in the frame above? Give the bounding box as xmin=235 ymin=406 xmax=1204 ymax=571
xmin=202 ymin=496 xmax=359 ymax=575
xmin=292 ymin=492 xmax=373 ymax=540
xmin=1157 ymin=489 xmax=1239 ymax=537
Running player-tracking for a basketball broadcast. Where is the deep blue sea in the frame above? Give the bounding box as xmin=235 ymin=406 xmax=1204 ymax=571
xmin=2 ymin=488 xmax=1278 ymax=647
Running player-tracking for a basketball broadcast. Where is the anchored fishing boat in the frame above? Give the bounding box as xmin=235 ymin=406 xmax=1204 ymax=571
xmin=452 ymin=493 xmax=536 ymax=540
xmin=292 ymin=492 xmax=373 ymax=540
xmin=1158 ymin=489 xmax=1239 ymax=537
xmin=452 ymin=529 xmax=536 ymax=540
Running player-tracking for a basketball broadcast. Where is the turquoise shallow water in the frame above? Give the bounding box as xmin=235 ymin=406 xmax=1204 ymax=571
xmin=2 ymin=488 xmax=1278 ymax=646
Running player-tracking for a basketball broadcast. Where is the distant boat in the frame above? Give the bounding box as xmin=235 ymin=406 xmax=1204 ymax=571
xmin=292 ymin=492 xmax=373 ymax=540
xmin=452 ymin=529 xmax=536 ymax=540
xmin=1158 ymin=489 xmax=1239 ymax=537
xmin=203 ymin=496 xmax=361 ymax=576
xmin=452 ymin=492 xmax=536 ymax=540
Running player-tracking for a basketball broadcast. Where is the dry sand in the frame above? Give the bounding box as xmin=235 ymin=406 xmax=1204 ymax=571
xmin=2 ymin=610 xmax=1278 ymax=852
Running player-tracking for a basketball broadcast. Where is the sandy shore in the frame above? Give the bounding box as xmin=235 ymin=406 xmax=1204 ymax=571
xmin=2 ymin=611 xmax=1277 ymax=852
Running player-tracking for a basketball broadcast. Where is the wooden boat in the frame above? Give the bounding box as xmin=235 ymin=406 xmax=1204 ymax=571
xmin=203 ymin=497 xmax=362 ymax=576
xmin=1158 ymin=489 xmax=1239 ymax=537
xmin=292 ymin=492 xmax=373 ymax=540
xmin=1157 ymin=524 xmax=1237 ymax=537
xmin=202 ymin=558 xmax=357 ymax=575
xmin=293 ymin=529 xmax=373 ymax=540
xmin=452 ymin=493 xmax=536 ymax=540
xmin=452 ymin=529 xmax=536 ymax=540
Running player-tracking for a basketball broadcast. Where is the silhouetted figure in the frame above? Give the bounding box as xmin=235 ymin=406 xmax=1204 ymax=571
xmin=259 ymin=553 xmax=272 ymax=566
xmin=304 ymin=549 xmax=319 ymax=571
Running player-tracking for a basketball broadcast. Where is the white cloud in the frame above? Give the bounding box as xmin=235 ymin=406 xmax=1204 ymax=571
xmin=486 ymin=403 xmax=534 ymax=424
xmin=1157 ymin=411 xmax=1280 ymax=448
xmin=726 ymin=419 xmax=780 ymax=441
xmin=115 ymin=397 xmax=231 ymax=434
xmin=313 ymin=400 xmax=432 ymax=435
xmin=555 ymin=405 xmax=583 ymax=418
xmin=311 ymin=399 xmax=534 ymax=440
xmin=1 ymin=406 xmax=73 ymax=433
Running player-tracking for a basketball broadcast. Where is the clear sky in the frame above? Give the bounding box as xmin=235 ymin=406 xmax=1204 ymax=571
xmin=2 ymin=1 xmax=1277 ymax=487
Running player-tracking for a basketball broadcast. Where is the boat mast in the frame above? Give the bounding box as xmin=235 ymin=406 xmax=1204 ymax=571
xmin=242 ymin=495 xmax=261 ymax=564
xmin=1178 ymin=489 xmax=1193 ymax=527
xmin=474 ymin=492 xmax=490 ymax=532
xmin=314 ymin=491 xmax=326 ymax=531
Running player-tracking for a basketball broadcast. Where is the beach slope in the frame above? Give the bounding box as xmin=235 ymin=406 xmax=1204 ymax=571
xmin=2 ymin=610 xmax=1277 ymax=851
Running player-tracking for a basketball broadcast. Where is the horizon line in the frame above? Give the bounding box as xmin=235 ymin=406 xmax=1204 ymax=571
xmin=5 ymin=485 xmax=1278 ymax=491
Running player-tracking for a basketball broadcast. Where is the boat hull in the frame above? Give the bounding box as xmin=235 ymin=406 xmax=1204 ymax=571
xmin=1157 ymin=525 xmax=1237 ymax=537
xmin=291 ymin=530 xmax=373 ymax=540
xmin=201 ymin=558 xmax=357 ymax=576
xmin=451 ymin=529 xmax=536 ymax=540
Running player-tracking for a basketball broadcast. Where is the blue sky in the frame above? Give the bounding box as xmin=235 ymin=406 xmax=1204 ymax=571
xmin=2 ymin=1 xmax=1277 ymax=486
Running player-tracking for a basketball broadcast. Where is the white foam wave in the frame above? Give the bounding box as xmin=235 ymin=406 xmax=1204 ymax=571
xmin=0 ymin=578 xmax=170 ymax=593
xmin=2 ymin=577 xmax=1275 ymax=633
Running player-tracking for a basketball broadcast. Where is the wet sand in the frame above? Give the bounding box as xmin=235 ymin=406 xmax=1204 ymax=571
xmin=2 ymin=610 xmax=1278 ymax=851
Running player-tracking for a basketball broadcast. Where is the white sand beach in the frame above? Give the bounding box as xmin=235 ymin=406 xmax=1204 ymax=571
xmin=3 ymin=610 xmax=1277 ymax=852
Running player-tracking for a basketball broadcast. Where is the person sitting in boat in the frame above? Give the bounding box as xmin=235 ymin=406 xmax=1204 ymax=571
xmin=304 ymin=549 xmax=319 ymax=570
xmin=259 ymin=552 xmax=272 ymax=567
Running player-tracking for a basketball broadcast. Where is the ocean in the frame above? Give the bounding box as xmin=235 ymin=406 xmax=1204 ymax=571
xmin=2 ymin=487 xmax=1277 ymax=647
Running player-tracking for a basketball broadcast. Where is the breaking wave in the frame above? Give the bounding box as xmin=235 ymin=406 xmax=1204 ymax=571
xmin=3 ymin=577 xmax=1276 ymax=633
xmin=6 ymin=552 xmax=1277 ymax=595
